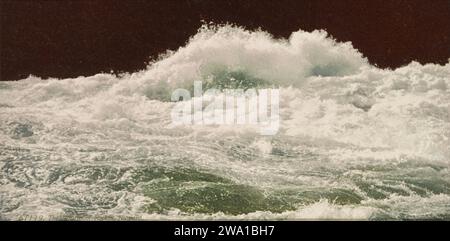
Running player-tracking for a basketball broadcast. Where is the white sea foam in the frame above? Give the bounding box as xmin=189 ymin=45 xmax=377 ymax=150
xmin=0 ymin=25 xmax=449 ymax=220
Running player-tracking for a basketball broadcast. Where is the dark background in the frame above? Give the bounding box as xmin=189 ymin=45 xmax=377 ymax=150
xmin=1 ymin=0 xmax=449 ymax=80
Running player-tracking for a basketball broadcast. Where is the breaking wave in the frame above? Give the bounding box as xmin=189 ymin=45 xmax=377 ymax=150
xmin=1 ymin=24 xmax=449 ymax=220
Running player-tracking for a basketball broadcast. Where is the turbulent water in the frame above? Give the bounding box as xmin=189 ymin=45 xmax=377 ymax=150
xmin=1 ymin=25 xmax=449 ymax=220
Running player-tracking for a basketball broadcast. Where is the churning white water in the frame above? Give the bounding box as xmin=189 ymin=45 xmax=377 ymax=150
xmin=0 ymin=25 xmax=449 ymax=220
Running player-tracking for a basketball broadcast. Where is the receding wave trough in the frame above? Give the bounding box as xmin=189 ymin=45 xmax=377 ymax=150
xmin=1 ymin=25 xmax=449 ymax=220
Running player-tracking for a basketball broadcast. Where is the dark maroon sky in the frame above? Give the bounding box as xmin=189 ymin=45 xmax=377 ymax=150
xmin=1 ymin=0 xmax=449 ymax=80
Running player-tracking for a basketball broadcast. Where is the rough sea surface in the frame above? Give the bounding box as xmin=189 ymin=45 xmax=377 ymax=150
xmin=1 ymin=25 xmax=449 ymax=220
